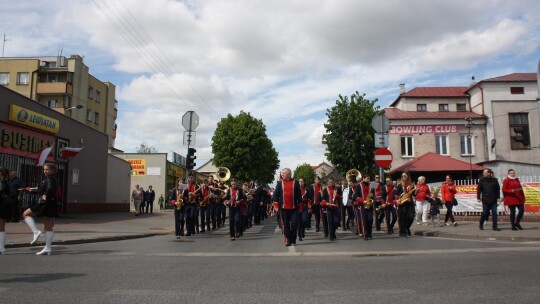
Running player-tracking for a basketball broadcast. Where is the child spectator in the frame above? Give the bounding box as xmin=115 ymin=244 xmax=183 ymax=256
xmin=428 ymin=187 xmax=443 ymax=227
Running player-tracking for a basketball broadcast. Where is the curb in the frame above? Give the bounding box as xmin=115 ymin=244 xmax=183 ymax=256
xmin=5 ymin=232 xmax=171 ymax=249
xmin=413 ymin=230 xmax=540 ymax=242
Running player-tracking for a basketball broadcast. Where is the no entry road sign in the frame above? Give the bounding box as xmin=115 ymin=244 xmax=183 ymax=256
xmin=374 ymin=148 xmax=393 ymax=168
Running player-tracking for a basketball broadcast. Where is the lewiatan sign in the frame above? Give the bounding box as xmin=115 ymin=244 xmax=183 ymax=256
xmin=8 ymin=104 xmax=60 ymax=134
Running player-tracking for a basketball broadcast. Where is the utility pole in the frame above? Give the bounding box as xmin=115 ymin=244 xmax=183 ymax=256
xmin=465 ymin=117 xmax=474 ymax=180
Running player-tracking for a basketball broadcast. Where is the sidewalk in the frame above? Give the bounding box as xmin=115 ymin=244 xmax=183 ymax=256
xmin=4 ymin=210 xmax=175 ymax=248
xmin=4 ymin=211 xmax=540 ymax=248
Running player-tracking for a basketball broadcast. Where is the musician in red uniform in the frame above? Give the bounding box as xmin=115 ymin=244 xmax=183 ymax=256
xmin=373 ymin=175 xmax=385 ymax=231
xmin=309 ymin=176 xmax=322 ymax=232
xmin=272 ymin=168 xmax=302 ymax=246
xmin=224 ymin=178 xmax=245 ymax=241
xmin=381 ymin=177 xmax=397 ymax=234
xmin=353 ymin=174 xmax=375 ymax=240
xmin=199 ymin=181 xmax=210 ymax=233
xmin=320 ymin=177 xmax=342 ymax=241
xmin=185 ymin=175 xmax=200 ymax=237
xmin=394 ymin=171 xmax=416 ymax=237
xmin=297 ymin=178 xmax=310 ymax=241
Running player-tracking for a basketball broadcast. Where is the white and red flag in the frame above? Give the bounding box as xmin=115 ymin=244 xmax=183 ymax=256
xmin=60 ymin=147 xmax=83 ymax=158
xmin=35 ymin=147 xmax=53 ymax=166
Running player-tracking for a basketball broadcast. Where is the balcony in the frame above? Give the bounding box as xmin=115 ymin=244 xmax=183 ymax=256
xmin=36 ymin=82 xmax=73 ymax=95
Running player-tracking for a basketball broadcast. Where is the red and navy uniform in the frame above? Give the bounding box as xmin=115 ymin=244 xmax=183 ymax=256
xmin=171 ymin=188 xmax=188 ymax=237
xmin=225 ymin=187 xmax=245 ymax=239
xmin=272 ymin=179 xmax=302 ymax=246
xmin=374 ymin=182 xmax=385 ymax=231
xmin=297 ymin=187 xmax=310 ymax=241
xmin=353 ymin=182 xmax=375 ymax=240
xmin=381 ymin=184 xmax=397 ymax=234
xmin=321 ymin=186 xmax=342 ymax=241
xmin=309 ymin=184 xmax=322 ymax=231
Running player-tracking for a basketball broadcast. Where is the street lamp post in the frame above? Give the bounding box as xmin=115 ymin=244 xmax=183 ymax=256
xmin=465 ymin=117 xmax=474 ymax=180
xmin=64 ymin=104 xmax=83 ymax=112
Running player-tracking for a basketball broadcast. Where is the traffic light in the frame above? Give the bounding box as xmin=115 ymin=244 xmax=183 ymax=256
xmin=186 ymin=148 xmax=197 ymax=170
xmin=513 ymin=127 xmax=530 ymax=146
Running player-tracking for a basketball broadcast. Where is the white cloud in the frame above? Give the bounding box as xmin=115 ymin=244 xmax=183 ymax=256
xmin=1 ymin=0 xmax=539 ymax=179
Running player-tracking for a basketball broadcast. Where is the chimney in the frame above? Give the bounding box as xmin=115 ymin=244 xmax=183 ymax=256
xmin=470 ymin=76 xmax=476 ymax=86
xmin=399 ymin=83 xmax=406 ymax=94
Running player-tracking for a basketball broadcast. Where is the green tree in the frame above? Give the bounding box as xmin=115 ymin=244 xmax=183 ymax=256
xmin=293 ymin=163 xmax=315 ymax=185
xmin=212 ymin=111 xmax=279 ymax=185
xmin=136 ymin=142 xmax=158 ymax=153
xmin=322 ymin=91 xmax=381 ymax=176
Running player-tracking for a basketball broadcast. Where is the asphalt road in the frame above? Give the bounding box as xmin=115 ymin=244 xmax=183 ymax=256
xmin=2 ymin=217 xmax=539 ymax=304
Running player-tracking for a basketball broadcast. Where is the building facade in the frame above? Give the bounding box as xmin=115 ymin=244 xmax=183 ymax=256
xmin=0 ymin=86 xmax=131 ymax=214
xmin=0 ymin=55 xmax=117 ymax=148
xmin=384 ymin=73 xmax=540 ymax=180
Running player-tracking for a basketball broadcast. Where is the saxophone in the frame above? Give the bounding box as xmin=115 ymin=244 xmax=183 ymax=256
xmin=364 ymin=198 xmax=374 ymax=209
xmin=397 ymin=184 xmax=416 ymax=205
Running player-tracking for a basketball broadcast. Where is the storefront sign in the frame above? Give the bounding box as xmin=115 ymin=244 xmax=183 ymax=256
xmin=0 ymin=123 xmax=69 ymax=162
xmin=8 ymin=104 xmax=60 ymax=134
xmin=127 ymin=159 xmax=146 ymax=176
xmin=389 ymin=125 xmax=459 ymax=135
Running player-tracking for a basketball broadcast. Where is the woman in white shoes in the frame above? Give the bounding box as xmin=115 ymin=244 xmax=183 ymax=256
xmin=22 ymin=163 xmax=59 ymax=255
xmin=0 ymin=167 xmax=12 ymax=255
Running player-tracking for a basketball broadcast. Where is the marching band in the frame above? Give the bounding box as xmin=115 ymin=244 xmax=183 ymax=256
xmin=168 ymin=167 xmax=432 ymax=245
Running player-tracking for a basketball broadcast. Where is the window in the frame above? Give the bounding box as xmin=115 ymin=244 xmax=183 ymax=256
xmin=435 ymin=135 xmax=449 ymax=155
xmin=95 ymin=90 xmax=101 ymax=103
xmin=509 ymin=113 xmax=530 ymax=149
xmin=0 ymin=72 xmax=9 ymax=85
xmin=47 ymin=73 xmax=58 ymax=83
xmin=94 ymin=112 xmax=100 ymax=125
xmin=47 ymin=99 xmax=58 ymax=108
xmin=438 ymin=104 xmax=449 ymax=112
xmin=66 ymin=72 xmax=73 ymax=83
xmin=400 ymin=136 xmax=414 ymax=157
xmin=86 ymin=110 xmax=94 ymax=121
xmin=456 ymin=103 xmax=467 ymax=112
xmin=17 ymin=72 xmax=29 ymax=85
xmin=460 ymin=134 xmax=474 ymax=156
xmin=417 ymin=104 xmax=427 ymax=112
xmin=88 ymin=86 xmax=94 ymax=99
xmin=510 ymin=87 xmax=524 ymax=94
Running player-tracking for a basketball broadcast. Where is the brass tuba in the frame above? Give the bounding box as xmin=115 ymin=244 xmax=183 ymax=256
xmin=346 ymin=169 xmax=361 ymax=182
xmin=216 ymin=167 xmax=231 ymax=182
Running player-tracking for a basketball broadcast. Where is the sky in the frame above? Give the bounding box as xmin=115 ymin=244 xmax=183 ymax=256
xmin=1 ymin=0 xmax=539 ymax=176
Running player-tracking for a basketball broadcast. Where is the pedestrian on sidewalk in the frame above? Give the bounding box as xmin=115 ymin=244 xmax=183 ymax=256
xmin=131 ymin=185 xmax=144 ymax=216
xmin=477 ymin=169 xmax=502 ymax=231
xmin=8 ymin=170 xmax=24 ymax=223
xmin=145 ymin=185 xmax=155 ymax=214
xmin=441 ymin=175 xmax=458 ymax=226
xmin=0 ymin=166 xmax=12 ymax=255
xmin=428 ymin=187 xmax=443 ymax=227
xmin=415 ymin=176 xmax=431 ymax=225
xmin=22 ymin=163 xmax=59 ymax=255
xmin=158 ymin=194 xmax=164 ymax=211
xmin=502 ymin=169 xmax=526 ymax=231
xmin=139 ymin=187 xmax=146 ymax=215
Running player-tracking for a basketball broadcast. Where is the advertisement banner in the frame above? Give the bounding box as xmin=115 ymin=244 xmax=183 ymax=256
xmin=523 ymin=182 xmax=540 ymax=212
xmin=127 ymin=159 xmax=146 ymax=176
xmin=453 ymin=184 xmax=504 ymax=213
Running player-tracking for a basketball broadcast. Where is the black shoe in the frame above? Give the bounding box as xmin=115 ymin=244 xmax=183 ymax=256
xmin=407 ymin=230 xmax=411 ymax=236
xmin=516 ymin=223 xmax=523 ymax=230
xmin=363 ymin=237 xmax=368 ymax=241
xmin=299 ymin=236 xmax=303 ymax=241
xmin=511 ymin=226 xmax=518 ymax=231
xmin=479 ymin=223 xmax=484 ymax=230
xmin=285 ymin=242 xmax=291 ymax=247
xmin=493 ymin=227 xmax=501 ymax=231
xmin=231 ymin=237 xmax=235 ymax=241
xmin=324 ymin=234 xmax=328 ymax=238
xmin=201 ymin=230 xmax=205 ymax=233
xmin=316 ymin=228 xmax=320 ymax=232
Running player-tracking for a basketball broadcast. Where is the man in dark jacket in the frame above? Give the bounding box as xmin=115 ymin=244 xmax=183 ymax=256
xmin=477 ymin=169 xmax=501 ymax=231
xmin=145 ymin=186 xmax=156 ymax=214
xmin=8 ymin=171 xmax=24 ymax=222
